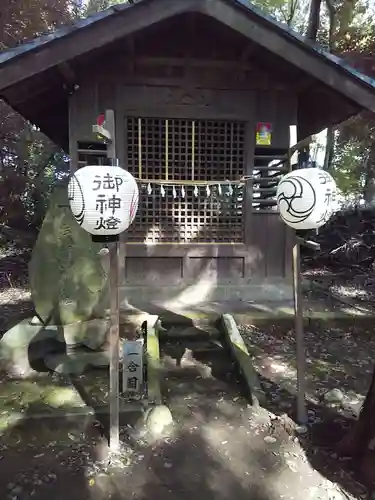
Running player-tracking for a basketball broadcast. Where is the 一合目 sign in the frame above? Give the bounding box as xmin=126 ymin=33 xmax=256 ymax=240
xmin=123 ymin=339 xmax=144 ymax=394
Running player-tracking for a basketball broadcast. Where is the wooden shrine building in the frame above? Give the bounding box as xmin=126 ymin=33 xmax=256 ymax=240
xmin=1 ymin=0 xmax=375 ymax=307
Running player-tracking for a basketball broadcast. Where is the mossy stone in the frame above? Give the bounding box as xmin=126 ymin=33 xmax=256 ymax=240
xmin=29 ymin=182 xmax=109 ymax=325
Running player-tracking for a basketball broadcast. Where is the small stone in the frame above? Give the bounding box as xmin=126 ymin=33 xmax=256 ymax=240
xmin=263 ymin=436 xmax=277 ymax=444
xmin=324 ymin=389 xmax=344 ymax=403
xmin=144 ymin=405 xmax=174 ymax=439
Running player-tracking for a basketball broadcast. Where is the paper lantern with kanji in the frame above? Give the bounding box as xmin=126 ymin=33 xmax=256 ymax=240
xmin=276 ymin=168 xmax=337 ymax=230
xmin=68 ymin=165 xmax=139 ymax=235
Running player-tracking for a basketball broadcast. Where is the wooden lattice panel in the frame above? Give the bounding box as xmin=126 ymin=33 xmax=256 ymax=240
xmin=193 ymin=120 xmax=245 ymax=181
xmin=127 ymin=184 xmax=244 ymax=243
xmin=126 ymin=117 xmax=245 ymax=243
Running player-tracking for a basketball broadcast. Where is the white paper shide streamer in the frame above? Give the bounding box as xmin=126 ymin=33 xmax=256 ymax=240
xmin=141 ymin=183 xmax=238 ymax=199
xmin=276 ymin=168 xmax=337 ymax=230
xmin=68 ymin=165 xmax=139 ymax=235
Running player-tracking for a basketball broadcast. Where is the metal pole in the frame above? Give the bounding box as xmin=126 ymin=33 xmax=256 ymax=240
xmin=292 ymin=238 xmax=307 ymax=425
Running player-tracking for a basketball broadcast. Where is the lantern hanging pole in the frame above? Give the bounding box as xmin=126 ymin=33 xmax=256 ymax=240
xmin=294 ymin=236 xmax=320 ymax=426
xmin=292 ymin=237 xmax=307 ymax=425
xmin=105 ymin=109 xmax=121 ymax=453
xmin=288 ymin=124 xmax=307 ymax=426
xmin=279 ymin=134 xmax=336 ymax=426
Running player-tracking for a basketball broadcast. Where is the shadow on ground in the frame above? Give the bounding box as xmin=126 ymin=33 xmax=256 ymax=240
xmin=0 ymin=296 xmax=372 ymax=498
xmin=0 ymin=392 xmax=289 ymax=500
xmin=257 ymin=373 xmax=370 ymax=497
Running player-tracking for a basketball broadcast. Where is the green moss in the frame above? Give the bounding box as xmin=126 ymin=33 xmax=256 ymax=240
xmin=29 ymin=183 xmax=109 ymax=325
xmin=0 ymin=379 xmax=86 ymax=429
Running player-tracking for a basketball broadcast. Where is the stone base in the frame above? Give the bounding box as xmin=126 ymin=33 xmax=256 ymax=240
xmin=62 ymin=318 xmax=109 ymax=350
xmin=0 ymin=318 xmax=110 ymax=378
xmin=120 ymin=281 xmax=293 ymax=309
xmin=44 ymin=351 xmax=109 ymax=374
xmin=0 ymin=320 xmax=60 ymax=377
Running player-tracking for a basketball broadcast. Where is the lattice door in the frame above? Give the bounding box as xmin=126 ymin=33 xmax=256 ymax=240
xmin=126 ymin=117 xmax=245 ymax=243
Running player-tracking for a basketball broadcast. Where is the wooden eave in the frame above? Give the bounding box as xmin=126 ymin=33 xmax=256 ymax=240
xmin=0 ymin=0 xmax=374 ymax=148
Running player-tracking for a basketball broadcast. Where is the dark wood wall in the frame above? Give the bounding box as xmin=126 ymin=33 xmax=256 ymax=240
xmin=68 ymin=14 xmax=296 ymax=290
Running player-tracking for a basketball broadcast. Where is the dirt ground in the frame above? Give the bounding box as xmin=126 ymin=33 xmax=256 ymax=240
xmin=0 ymin=244 xmax=374 ymax=500
xmin=0 ymin=380 xmax=369 ymax=500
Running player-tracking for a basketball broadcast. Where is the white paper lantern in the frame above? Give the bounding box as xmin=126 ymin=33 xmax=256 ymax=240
xmin=68 ymin=165 xmax=139 ymax=235
xmin=276 ymin=168 xmax=337 ymax=230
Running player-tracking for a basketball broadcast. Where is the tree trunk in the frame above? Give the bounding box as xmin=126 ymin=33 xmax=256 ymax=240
xmin=323 ymin=127 xmax=334 ymax=170
xmin=363 ymin=177 xmax=375 ymax=204
xmin=363 ymin=151 xmax=375 ymax=204
xmin=338 ymin=366 xmax=375 ymax=486
xmin=306 ymin=0 xmax=322 ymax=40
xmin=298 ymin=0 xmax=322 ymax=167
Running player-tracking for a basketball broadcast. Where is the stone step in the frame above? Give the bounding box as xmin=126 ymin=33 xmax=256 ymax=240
xmin=161 ymin=336 xmax=225 ymax=364
xmin=160 ymin=324 xmax=222 ymax=340
xmin=161 ymin=338 xmax=223 ymax=352
xmin=161 ymin=357 xmax=242 ymax=397
xmin=161 ymin=337 xmax=236 ymax=377
xmin=163 ymin=376 xmax=233 ymax=396
xmin=119 ymin=300 xmax=222 ymax=325
xmin=160 ymin=316 xmax=220 ymax=329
